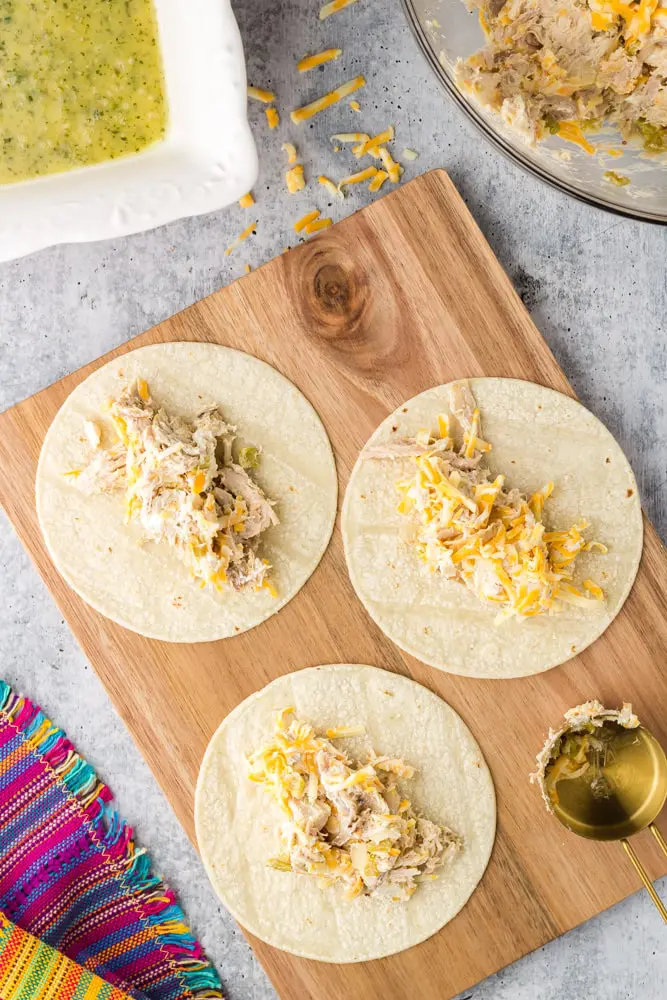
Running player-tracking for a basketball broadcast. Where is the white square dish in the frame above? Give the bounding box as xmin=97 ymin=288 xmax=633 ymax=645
xmin=0 ymin=0 xmax=258 ymax=263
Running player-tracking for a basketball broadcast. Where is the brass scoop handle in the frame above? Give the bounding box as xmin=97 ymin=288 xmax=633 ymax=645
xmin=621 ymin=825 xmax=667 ymax=923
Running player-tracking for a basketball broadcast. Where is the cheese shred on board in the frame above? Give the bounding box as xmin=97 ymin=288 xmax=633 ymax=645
xmin=294 ymin=209 xmax=321 ymax=232
xmin=248 ymin=707 xmax=461 ymax=901
xmin=265 ymin=107 xmax=280 ymax=129
xmin=285 ymin=163 xmax=306 ymax=193
xmin=239 ymin=192 xmax=255 ymax=209
xmin=291 ymin=76 xmax=366 ymax=123
xmin=247 ymin=86 xmax=276 ymax=103
xmin=298 ymin=48 xmax=343 ymax=72
xmin=224 ymin=221 xmax=257 ymax=256
xmin=320 ymin=0 xmax=361 ymax=18
xmin=364 ymin=380 xmax=607 ymax=621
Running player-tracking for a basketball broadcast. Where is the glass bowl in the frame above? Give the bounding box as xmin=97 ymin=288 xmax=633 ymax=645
xmin=401 ymin=0 xmax=667 ymax=223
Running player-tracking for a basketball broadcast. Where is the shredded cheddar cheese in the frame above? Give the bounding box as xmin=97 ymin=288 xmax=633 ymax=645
xmin=224 ymin=221 xmax=257 ymax=256
xmin=304 ymin=217 xmax=333 ymax=234
xmin=318 ymin=175 xmax=343 ymax=198
xmin=349 ymin=99 xmax=362 ymax=112
xmin=285 ymin=163 xmax=306 ymax=193
xmin=265 ymin=107 xmax=280 ymax=129
xmin=281 ymin=142 xmax=298 ymax=164
xmin=247 ymin=85 xmax=276 ymax=103
xmin=331 ymin=132 xmax=370 ymax=143
xmin=298 ymin=48 xmax=343 ymax=72
xmin=368 ymin=169 xmax=389 ymax=192
xmin=244 ymin=264 xmax=251 ymax=274
xmin=358 ymin=126 xmax=395 ymax=157
xmin=378 ymin=146 xmax=402 ymax=182
xmin=294 ymin=209 xmax=321 ymax=232
xmin=239 ymin=192 xmax=255 ymax=209
xmin=291 ymin=76 xmax=366 ymax=123
xmin=403 ymin=148 xmax=418 ymax=161
xmin=338 ymin=165 xmax=378 ymax=190
xmin=320 ymin=0 xmax=360 ymax=18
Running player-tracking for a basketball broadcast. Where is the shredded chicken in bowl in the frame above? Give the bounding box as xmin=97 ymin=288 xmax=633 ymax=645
xmin=457 ymin=0 xmax=667 ymax=154
xmin=70 ymin=378 xmax=278 ymax=594
xmin=248 ymin=708 xmax=461 ymax=901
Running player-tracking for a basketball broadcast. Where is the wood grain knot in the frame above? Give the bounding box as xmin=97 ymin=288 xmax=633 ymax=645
xmin=289 ymin=241 xmax=408 ymax=374
xmin=309 ymin=257 xmax=367 ymax=335
xmin=313 ymin=263 xmax=354 ymax=317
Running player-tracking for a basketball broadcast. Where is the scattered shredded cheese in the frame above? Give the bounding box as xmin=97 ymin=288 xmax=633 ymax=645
xmin=349 ymin=99 xmax=362 ymax=112
xmin=378 ymin=146 xmax=402 ymax=182
xmin=291 ymin=75 xmax=366 ymax=123
xmin=402 ymin=147 xmax=418 ymax=161
xmin=304 ymin=217 xmax=333 ymax=234
xmin=368 ymin=169 xmax=389 ymax=192
xmin=298 ymin=48 xmax=343 ymax=72
xmin=265 ymin=107 xmax=280 ymax=129
xmin=320 ymin=0 xmax=360 ymax=18
xmin=318 ymin=175 xmax=343 ymax=199
xmin=358 ymin=126 xmax=394 ymax=157
xmin=244 ymin=264 xmax=251 ymax=274
xmin=224 ymin=221 xmax=257 ymax=256
xmin=285 ymin=163 xmax=306 ymax=193
xmin=294 ymin=209 xmax=321 ymax=232
xmin=331 ymin=132 xmax=370 ymax=143
xmin=281 ymin=142 xmax=298 ymax=164
xmin=247 ymin=85 xmax=276 ymax=103
xmin=338 ymin=165 xmax=378 ymax=190
xmin=238 ymin=192 xmax=255 ymax=209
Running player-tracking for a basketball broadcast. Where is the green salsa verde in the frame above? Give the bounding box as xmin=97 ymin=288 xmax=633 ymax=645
xmin=0 ymin=0 xmax=167 ymax=184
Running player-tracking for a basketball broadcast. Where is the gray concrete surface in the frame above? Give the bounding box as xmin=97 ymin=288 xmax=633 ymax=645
xmin=1 ymin=0 xmax=666 ymax=998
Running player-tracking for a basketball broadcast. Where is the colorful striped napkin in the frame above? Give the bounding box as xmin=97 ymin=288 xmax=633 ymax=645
xmin=0 ymin=913 xmax=134 ymax=1000
xmin=0 ymin=681 xmax=223 ymax=999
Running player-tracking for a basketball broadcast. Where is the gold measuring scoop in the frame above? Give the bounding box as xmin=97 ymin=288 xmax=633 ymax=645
xmin=544 ymin=718 xmax=667 ymax=921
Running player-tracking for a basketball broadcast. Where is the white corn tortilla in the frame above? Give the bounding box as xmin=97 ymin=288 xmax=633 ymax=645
xmin=341 ymin=378 xmax=643 ymax=679
xmin=194 ymin=664 xmax=496 ymax=963
xmin=36 ymin=342 xmax=337 ymax=642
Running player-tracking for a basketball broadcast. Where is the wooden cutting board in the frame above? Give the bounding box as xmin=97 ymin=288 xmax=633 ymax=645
xmin=1 ymin=170 xmax=666 ymax=1000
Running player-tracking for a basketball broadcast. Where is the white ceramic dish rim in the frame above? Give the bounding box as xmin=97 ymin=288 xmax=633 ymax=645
xmin=0 ymin=0 xmax=258 ymax=263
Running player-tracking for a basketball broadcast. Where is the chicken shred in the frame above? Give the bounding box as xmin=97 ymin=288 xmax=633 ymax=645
xmin=74 ymin=379 xmax=278 ymax=595
xmin=248 ymin=708 xmax=461 ymax=901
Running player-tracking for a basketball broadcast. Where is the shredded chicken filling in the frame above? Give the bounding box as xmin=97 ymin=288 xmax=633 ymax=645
xmin=248 ymin=708 xmax=461 ymax=901
xmin=72 ymin=379 xmax=278 ymax=594
xmin=456 ymin=0 xmax=667 ymax=152
xmin=365 ymin=381 xmax=606 ymax=620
